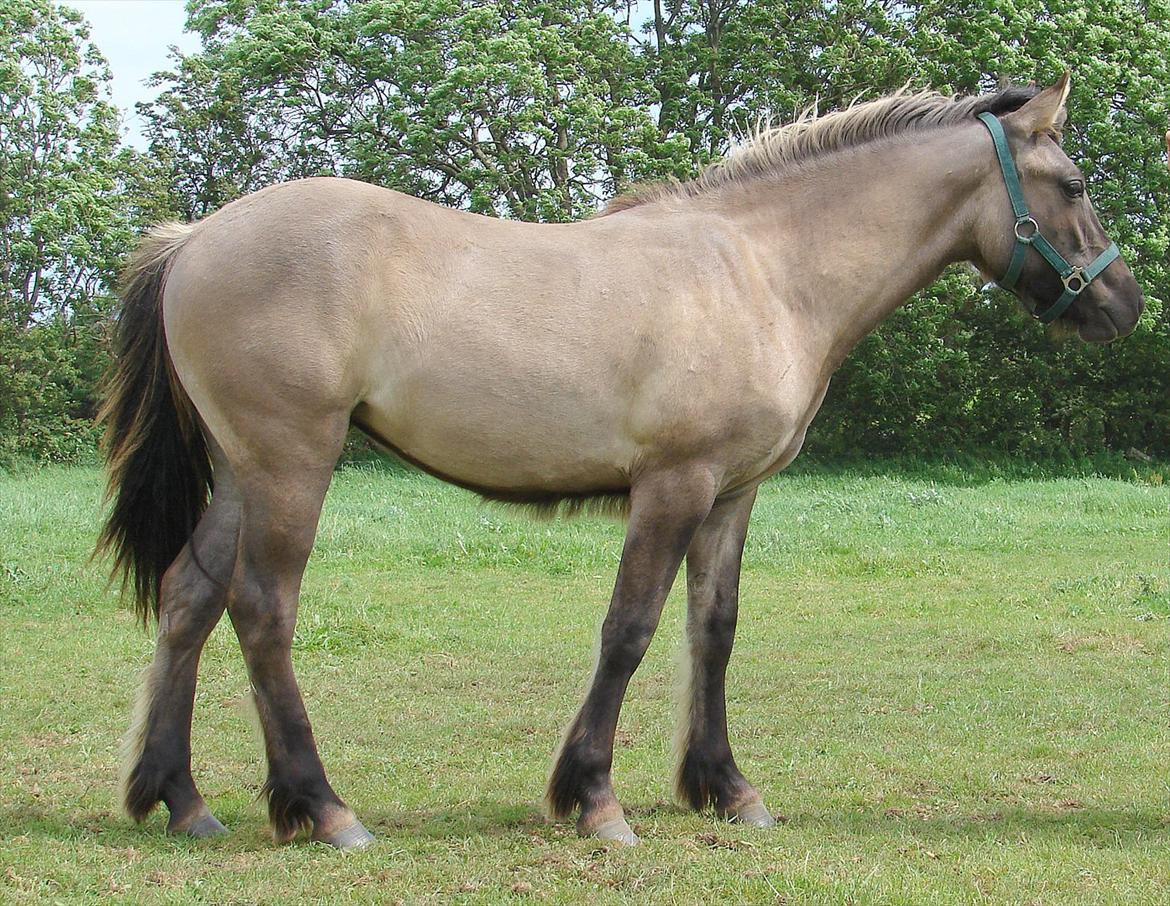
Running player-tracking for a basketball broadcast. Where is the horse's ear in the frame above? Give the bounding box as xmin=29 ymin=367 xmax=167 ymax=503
xmin=1008 ymin=71 xmax=1070 ymax=136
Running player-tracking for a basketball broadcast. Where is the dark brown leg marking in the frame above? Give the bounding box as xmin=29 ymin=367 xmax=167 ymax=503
xmin=547 ymin=468 xmax=718 ymax=843
xmin=122 ymin=462 xmax=241 ymax=836
xmin=225 ymin=437 xmax=370 ymax=848
xmin=676 ymin=488 xmax=773 ymax=826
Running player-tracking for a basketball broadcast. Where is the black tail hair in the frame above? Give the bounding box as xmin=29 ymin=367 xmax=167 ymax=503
xmin=95 ymin=223 xmax=211 ymax=625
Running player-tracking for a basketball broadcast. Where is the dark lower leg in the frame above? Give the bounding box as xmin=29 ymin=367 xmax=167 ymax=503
xmin=123 ymin=486 xmax=240 ymax=834
xmin=124 ymin=640 xmax=224 ymax=834
xmin=676 ymin=652 xmax=765 ymax=819
xmin=547 ymin=469 xmax=718 ymax=840
xmin=675 ymin=489 xmax=771 ymax=824
xmin=547 ymin=638 xmax=647 ymax=838
xmin=227 ymin=456 xmax=367 ymax=846
xmin=243 ymin=644 xmax=355 ymax=842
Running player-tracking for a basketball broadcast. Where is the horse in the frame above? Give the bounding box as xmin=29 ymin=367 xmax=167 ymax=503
xmin=97 ymin=73 xmax=1143 ymax=848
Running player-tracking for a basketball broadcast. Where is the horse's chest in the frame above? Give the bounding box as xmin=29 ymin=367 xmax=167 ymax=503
xmin=725 ymin=375 xmax=831 ymax=485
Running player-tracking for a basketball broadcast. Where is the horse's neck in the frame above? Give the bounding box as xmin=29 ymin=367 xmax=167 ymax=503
xmin=727 ymin=128 xmax=988 ymax=368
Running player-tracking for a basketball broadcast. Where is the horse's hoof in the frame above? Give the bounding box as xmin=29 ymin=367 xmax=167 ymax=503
xmin=187 ymin=813 xmax=230 ymax=837
xmin=168 ymin=811 xmax=229 ymax=838
xmin=591 ymin=816 xmax=639 ymax=846
xmin=727 ymin=801 xmax=775 ymax=828
xmin=314 ymin=820 xmax=375 ymax=850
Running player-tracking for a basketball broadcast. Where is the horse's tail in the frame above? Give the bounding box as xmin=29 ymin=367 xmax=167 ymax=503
xmin=96 ymin=222 xmax=212 ymax=626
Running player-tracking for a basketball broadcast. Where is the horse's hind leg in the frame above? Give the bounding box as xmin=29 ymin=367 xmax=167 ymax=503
xmin=675 ymin=488 xmax=773 ymax=827
xmin=122 ymin=452 xmax=241 ymax=836
xmin=224 ymin=415 xmax=371 ymax=848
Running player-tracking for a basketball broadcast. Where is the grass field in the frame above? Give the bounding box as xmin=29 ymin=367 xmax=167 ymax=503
xmin=1 ymin=463 xmax=1168 ymax=904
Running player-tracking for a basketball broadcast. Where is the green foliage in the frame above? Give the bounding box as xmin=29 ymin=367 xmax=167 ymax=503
xmin=4 ymin=0 xmax=1169 ymax=462
xmin=135 ymin=0 xmax=1170 ymax=458
xmin=141 ymin=0 xmax=690 ymax=221
xmin=810 ymin=270 xmax=1170 ymax=459
xmin=0 ymin=0 xmax=133 ymax=463
xmin=639 ymin=0 xmax=1170 ymax=458
xmin=0 ymin=321 xmax=102 ymax=465
xmin=818 ymin=0 xmax=1170 ymax=459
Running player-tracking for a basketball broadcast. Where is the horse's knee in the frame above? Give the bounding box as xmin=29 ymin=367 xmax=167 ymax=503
xmin=599 ymin=621 xmax=656 ymax=674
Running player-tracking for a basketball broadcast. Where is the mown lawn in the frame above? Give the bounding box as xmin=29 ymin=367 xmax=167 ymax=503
xmin=1 ymin=464 xmax=1167 ymax=904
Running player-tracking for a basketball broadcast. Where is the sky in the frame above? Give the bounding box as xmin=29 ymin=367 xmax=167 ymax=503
xmin=65 ymin=1 xmax=202 ymax=149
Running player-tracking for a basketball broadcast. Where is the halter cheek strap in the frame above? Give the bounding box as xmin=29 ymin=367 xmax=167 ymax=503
xmin=976 ymin=112 xmax=1120 ymax=325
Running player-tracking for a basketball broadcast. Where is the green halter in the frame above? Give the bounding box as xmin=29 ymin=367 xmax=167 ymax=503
xmin=976 ymin=112 xmax=1120 ymax=324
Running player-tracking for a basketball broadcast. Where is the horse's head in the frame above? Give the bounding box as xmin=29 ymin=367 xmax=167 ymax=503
xmin=971 ymin=74 xmax=1144 ymax=343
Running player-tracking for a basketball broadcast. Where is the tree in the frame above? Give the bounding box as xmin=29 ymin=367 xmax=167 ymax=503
xmin=637 ymin=1 xmax=1169 ymax=458
xmin=809 ymin=0 xmax=1170 ymax=458
xmin=141 ymin=0 xmax=693 ymax=222
xmin=0 ymin=0 xmax=135 ymax=462
xmin=638 ymin=0 xmax=920 ymax=157
xmin=35 ymin=0 xmax=1170 ymax=461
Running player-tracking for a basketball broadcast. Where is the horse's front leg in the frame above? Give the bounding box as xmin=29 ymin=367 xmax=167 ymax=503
xmin=676 ymin=487 xmax=774 ymax=826
xmin=547 ymin=467 xmax=718 ymax=844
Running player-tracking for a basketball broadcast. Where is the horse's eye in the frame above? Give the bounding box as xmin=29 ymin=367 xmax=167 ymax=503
xmin=1063 ymin=179 xmax=1085 ymax=199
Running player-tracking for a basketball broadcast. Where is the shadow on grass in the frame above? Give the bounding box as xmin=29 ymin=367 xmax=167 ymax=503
xmin=337 ymin=798 xmax=1169 ymax=846
xmin=0 ymin=799 xmax=548 ymax=848
xmin=4 ymin=797 xmax=1164 ymax=851
xmin=361 ymin=801 xmax=547 ymax=840
xmin=0 ymin=801 xmax=266 ymax=851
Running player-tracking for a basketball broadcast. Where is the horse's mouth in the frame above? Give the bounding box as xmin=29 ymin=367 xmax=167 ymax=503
xmin=1078 ymin=319 xmax=1118 ymax=344
xmin=1075 ymin=305 xmax=1123 ymax=344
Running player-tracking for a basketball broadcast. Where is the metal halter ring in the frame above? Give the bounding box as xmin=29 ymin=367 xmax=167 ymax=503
xmin=1061 ymin=267 xmax=1088 ymax=295
xmin=1014 ymin=216 xmax=1039 ymax=243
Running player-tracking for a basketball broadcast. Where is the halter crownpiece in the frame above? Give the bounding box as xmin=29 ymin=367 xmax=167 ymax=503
xmin=976 ymin=112 xmax=1120 ymax=324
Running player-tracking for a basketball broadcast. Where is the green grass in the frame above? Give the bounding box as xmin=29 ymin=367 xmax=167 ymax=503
xmin=1 ymin=464 xmax=1167 ymax=904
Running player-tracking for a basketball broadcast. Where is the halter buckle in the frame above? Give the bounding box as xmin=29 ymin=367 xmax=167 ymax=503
xmin=1061 ymin=267 xmax=1087 ymax=295
xmin=1014 ymin=216 xmax=1039 ymax=243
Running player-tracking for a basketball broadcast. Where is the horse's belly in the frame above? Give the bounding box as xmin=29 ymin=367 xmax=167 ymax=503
xmin=355 ymin=378 xmax=636 ymax=496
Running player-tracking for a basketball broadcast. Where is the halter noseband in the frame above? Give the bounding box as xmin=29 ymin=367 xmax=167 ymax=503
xmin=976 ymin=112 xmax=1119 ymax=324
